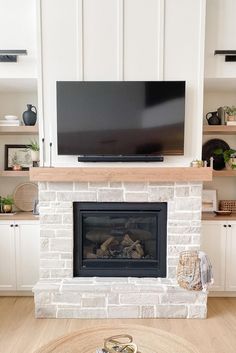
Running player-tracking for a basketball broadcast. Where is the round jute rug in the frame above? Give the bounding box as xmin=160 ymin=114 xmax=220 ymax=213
xmin=35 ymin=324 xmax=199 ymax=353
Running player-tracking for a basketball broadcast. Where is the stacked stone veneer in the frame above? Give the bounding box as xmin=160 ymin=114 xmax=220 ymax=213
xmin=34 ymin=181 xmax=208 ymax=319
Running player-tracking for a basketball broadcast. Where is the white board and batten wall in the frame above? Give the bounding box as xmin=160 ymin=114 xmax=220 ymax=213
xmin=38 ymin=0 xmax=206 ymax=167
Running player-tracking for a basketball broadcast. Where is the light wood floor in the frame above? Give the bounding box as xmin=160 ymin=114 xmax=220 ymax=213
xmin=0 ymin=297 xmax=236 ymax=353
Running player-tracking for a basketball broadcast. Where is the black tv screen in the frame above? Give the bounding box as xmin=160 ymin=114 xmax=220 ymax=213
xmin=57 ymin=81 xmax=185 ymax=158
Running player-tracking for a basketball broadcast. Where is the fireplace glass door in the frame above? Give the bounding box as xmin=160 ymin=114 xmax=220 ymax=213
xmin=73 ymin=202 xmax=167 ymax=277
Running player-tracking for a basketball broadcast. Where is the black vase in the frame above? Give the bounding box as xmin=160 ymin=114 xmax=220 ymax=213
xmin=22 ymin=104 xmax=37 ymax=126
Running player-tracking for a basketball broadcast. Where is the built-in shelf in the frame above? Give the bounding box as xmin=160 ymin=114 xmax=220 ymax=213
xmin=0 ymin=211 xmax=39 ymax=221
xmin=0 ymin=170 xmax=29 ymax=177
xmin=213 ymin=170 xmax=236 ymax=177
xmin=0 ymin=125 xmax=38 ymax=135
xmin=203 ymin=125 xmax=236 ymax=135
xmin=202 ymin=212 xmax=236 ymax=221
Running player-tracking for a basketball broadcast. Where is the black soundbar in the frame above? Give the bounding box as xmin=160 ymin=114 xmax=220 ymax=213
xmin=78 ymin=155 xmax=164 ymax=162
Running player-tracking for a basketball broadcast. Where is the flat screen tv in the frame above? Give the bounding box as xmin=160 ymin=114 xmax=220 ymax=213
xmin=57 ymin=81 xmax=185 ymax=161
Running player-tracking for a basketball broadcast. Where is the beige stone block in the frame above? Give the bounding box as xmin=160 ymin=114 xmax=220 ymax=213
xmin=110 ymin=182 xmax=123 ymax=188
xmin=168 ymin=235 xmax=192 ymax=245
xmin=188 ymin=304 xmax=207 ymax=318
xmin=40 ymin=259 xmax=65 ymax=269
xmin=107 ymin=293 xmax=120 ymax=305
xmin=141 ymin=306 xmax=155 ymax=318
xmin=62 ymin=284 xmax=112 ymax=293
xmin=40 ymin=191 xmax=56 ymax=201
xmin=81 ymin=296 xmax=106 ymax=308
xmin=35 ymin=305 xmax=57 ymax=318
xmin=123 ymin=182 xmax=147 ymax=191
xmin=53 ymin=292 xmax=81 ymax=304
xmin=50 ymin=238 xmax=72 ymax=252
xmin=63 ymin=214 xmax=73 ymax=224
xmin=89 ymin=182 xmax=109 ymax=188
xmin=175 ymin=198 xmax=201 ymax=211
xmin=57 ymin=308 xmax=107 ymax=318
xmin=148 ymin=187 xmax=174 ymax=202
xmin=98 ymin=189 xmax=124 ymax=202
xmin=168 ymin=212 xmax=201 ymax=221
xmin=38 ymin=182 xmax=47 ymax=190
xmin=74 ymin=182 xmax=89 ymax=190
xmin=190 ymin=185 xmax=202 ymax=197
xmin=50 ymin=269 xmax=72 ymax=278
xmin=108 ymin=305 xmax=139 ymax=318
xmin=48 ymin=182 xmax=73 ymax=191
xmin=40 ymin=238 xmax=49 ymax=252
xmin=55 ymin=230 xmax=72 ymax=238
xmin=35 ymin=292 xmax=52 ymax=305
xmin=40 ymin=214 xmax=62 ymax=225
xmin=40 ymin=229 xmax=55 ymax=238
xmin=155 ymin=304 xmax=187 ymax=318
xmin=120 ymin=293 xmax=159 ymax=305
xmin=125 ymin=193 xmax=148 ymax=202
xmin=175 ymin=186 xmax=190 ymax=197
xmin=168 ymin=245 xmax=185 ymax=257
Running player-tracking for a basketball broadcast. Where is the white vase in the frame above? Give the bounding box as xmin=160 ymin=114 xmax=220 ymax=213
xmin=31 ymin=150 xmax=39 ymax=162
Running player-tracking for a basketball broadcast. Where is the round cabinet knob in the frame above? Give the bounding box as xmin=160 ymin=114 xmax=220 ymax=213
xmin=223 ymin=224 xmax=227 ymax=228
xmin=10 ymin=224 xmax=14 ymax=227
xmin=228 ymin=224 xmax=232 ymax=228
xmin=15 ymin=224 xmax=18 ymax=227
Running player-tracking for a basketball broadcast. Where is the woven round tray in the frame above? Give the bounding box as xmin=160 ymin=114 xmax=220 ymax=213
xmin=13 ymin=182 xmax=38 ymax=211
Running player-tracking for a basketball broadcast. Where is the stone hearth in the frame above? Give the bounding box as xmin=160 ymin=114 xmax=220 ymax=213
xmin=34 ymin=180 xmax=207 ymax=319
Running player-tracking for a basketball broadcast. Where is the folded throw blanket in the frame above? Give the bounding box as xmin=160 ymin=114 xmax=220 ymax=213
xmin=177 ymin=250 xmax=214 ymax=291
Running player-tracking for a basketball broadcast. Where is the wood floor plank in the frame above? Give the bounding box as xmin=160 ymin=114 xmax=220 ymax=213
xmin=0 ymin=297 xmax=235 ymax=353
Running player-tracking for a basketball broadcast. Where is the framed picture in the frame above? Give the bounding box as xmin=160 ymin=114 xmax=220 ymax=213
xmin=202 ymin=189 xmax=218 ymax=212
xmin=4 ymin=144 xmax=32 ymax=171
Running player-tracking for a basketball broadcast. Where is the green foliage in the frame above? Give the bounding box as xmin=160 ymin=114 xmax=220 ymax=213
xmin=223 ymin=105 xmax=236 ymax=116
xmin=214 ymin=148 xmax=236 ymax=169
xmin=2 ymin=195 xmax=14 ymax=205
xmin=27 ymin=139 xmax=39 ymax=152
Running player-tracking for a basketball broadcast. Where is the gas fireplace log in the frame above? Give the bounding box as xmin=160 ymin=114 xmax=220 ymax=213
xmin=121 ymin=234 xmax=134 ymax=247
xmin=123 ymin=240 xmax=140 ymax=257
xmin=101 ymin=236 xmax=115 ymax=252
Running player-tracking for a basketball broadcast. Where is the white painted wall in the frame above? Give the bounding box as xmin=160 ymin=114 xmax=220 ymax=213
xmin=38 ymin=0 xmax=206 ymax=167
xmin=0 ymin=0 xmax=37 ymax=78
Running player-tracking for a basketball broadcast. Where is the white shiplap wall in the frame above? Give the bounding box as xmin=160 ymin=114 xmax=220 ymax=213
xmin=38 ymin=0 xmax=206 ymax=167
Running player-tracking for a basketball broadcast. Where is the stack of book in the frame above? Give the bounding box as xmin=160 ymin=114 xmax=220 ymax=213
xmin=0 ymin=116 xmax=20 ymax=127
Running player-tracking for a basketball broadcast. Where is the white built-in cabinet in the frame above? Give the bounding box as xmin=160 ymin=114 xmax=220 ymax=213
xmin=201 ymin=221 xmax=236 ymax=292
xmin=205 ymin=0 xmax=236 ymax=78
xmin=38 ymin=0 xmax=206 ymax=166
xmin=0 ymin=220 xmax=39 ymax=291
xmin=0 ymin=0 xmax=37 ymax=79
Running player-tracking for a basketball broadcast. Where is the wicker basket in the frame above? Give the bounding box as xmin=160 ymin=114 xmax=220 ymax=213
xmin=219 ymin=200 xmax=236 ymax=212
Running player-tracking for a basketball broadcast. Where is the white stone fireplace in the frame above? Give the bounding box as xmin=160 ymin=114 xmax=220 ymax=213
xmin=33 ymin=174 xmax=209 ymax=319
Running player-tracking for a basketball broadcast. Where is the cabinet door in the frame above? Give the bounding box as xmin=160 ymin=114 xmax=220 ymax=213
xmin=225 ymin=223 xmax=236 ymax=291
xmin=205 ymin=0 xmax=236 ymax=78
xmin=201 ymin=221 xmax=226 ymax=291
xmin=15 ymin=222 xmax=40 ymax=290
xmin=0 ymin=222 xmax=16 ymax=290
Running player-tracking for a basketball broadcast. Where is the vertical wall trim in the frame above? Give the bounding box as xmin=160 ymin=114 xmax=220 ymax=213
xmin=195 ymin=0 xmax=206 ymax=158
xmin=157 ymin=0 xmax=165 ymax=80
xmin=36 ymin=0 xmax=46 ymax=165
xmin=117 ymin=0 xmax=124 ymax=80
xmin=77 ymin=0 xmax=84 ymax=80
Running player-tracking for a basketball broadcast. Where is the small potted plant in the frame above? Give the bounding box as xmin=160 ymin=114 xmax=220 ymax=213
xmin=26 ymin=139 xmax=40 ymax=164
xmin=223 ymin=106 xmax=236 ymax=124
xmin=214 ymin=148 xmax=236 ymax=170
xmin=2 ymin=195 xmax=14 ymax=213
xmin=11 ymin=152 xmax=22 ymax=171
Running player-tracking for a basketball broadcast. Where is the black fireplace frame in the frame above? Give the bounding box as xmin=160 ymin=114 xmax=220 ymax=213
xmin=73 ymin=202 xmax=167 ymax=278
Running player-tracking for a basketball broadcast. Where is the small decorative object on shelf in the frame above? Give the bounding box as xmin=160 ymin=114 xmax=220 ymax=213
xmin=4 ymin=144 xmax=32 ymax=171
xmin=1 ymin=195 xmax=14 ymax=213
xmin=223 ymin=106 xmax=236 ymax=126
xmin=26 ymin=139 xmax=39 ymax=165
xmin=214 ymin=148 xmax=236 ymax=170
xmin=206 ymin=111 xmax=221 ymax=125
xmin=0 ymin=115 xmax=20 ymax=127
xmin=190 ymin=159 xmax=203 ymax=168
xmin=22 ymin=104 xmax=37 ymax=126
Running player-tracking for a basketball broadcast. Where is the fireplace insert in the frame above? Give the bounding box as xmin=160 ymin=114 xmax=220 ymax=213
xmin=73 ymin=202 xmax=167 ymax=277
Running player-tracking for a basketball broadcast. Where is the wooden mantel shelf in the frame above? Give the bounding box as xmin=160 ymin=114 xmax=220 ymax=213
xmin=30 ymin=167 xmax=212 ymax=182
